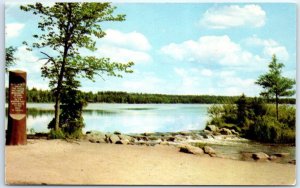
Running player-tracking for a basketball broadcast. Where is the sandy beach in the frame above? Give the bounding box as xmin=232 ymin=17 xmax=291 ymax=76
xmin=5 ymin=139 xmax=295 ymax=185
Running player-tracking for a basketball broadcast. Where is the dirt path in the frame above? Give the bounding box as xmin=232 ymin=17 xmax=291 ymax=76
xmin=5 ymin=139 xmax=295 ymax=185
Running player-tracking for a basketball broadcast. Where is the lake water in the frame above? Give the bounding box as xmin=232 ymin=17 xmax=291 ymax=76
xmin=5 ymin=103 xmax=211 ymax=134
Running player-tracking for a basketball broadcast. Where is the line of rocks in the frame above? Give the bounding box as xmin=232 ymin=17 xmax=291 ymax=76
xmin=85 ymin=130 xmax=295 ymax=165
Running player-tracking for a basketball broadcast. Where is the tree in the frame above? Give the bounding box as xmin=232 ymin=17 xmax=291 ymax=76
xmin=5 ymin=46 xmax=17 ymax=72
xmin=255 ymin=54 xmax=295 ymax=120
xmin=20 ymin=3 xmax=134 ymax=131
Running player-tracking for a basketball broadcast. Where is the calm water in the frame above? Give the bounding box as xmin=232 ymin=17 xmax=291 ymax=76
xmin=5 ymin=103 xmax=295 ymax=162
xmin=5 ymin=103 xmax=211 ymax=134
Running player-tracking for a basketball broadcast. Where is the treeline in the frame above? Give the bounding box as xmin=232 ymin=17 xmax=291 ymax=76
xmin=5 ymin=88 xmax=296 ymax=104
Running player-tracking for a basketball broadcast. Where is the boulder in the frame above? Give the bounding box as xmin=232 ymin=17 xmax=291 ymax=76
xmin=288 ymin=160 xmax=296 ymax=165
xmin=252 ymin=152 xmax=269 ymax=161
xmin=179 ymin=131 xmax=190 ymax=136
xmin=118 ymin=134 xmax=134 ymax=142
xmin=274 ymin=153 xmax=290 ymax=157
xmin=159 ymin=141 xmax=169 ymax=145
xmin=220 ymin=128 xmax=232 ymax=135
xmin=203 ymin=146 xmax=216 ymax=155
xmin=86 ymin=131 xmax=107 ymax=143
xmin=231 ymin=129 xmax=239 ymax=135
xmin=206 ymin=125 xmax=218 ymax=132
xmin=167 ymin=137 xmax=176 ymax=142
xmin=115 ymin=139 xmax=129 ymax=145
xmin=268 ymin=155 xmax=278 ymax=161
xmin=204 ymin=130 xmax=212 ymax=135
xmin=179 ymin=144 xmax=204 ymax=155
xmin=113 ymin=131 xmax=121 ymax=135
xmin=109 ymin=134 xmax=120 ymax=144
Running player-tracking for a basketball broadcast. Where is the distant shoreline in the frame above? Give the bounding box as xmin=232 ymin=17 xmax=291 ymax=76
xmin=5 ymin=88 xmax=296 ymax=104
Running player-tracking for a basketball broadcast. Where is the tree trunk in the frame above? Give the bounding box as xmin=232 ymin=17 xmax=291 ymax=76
xmin=275 ymin=94 xmax=279 ymax=121
xmin=54 ymin=98 xmax=60 ymax=131
xmin=53 ymin=3 xmax=72 ymax=130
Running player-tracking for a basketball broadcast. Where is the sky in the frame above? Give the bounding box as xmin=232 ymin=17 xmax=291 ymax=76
xmin=5 ymin=2 xmax=296 ymax=96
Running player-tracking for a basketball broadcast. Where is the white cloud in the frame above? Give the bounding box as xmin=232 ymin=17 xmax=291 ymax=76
xmin=245 ymin=36 xmax=289 ymax=61
xmin=201 ymin=4 xmax=266 ymax=29
xmin=5 ymin=23 xmax=25 ymax=38
xmin=173 ymin=67 xmax=260 ymax=96
xmin=161 ymin=35 xmax=264 ymax=69
xmin=93 ymin=29 xmax=152 ymax=64
xmin=96 ymin=45 xmax=152 ymax=64
xmin=200 ymin=69 xmax=213 ymax=77
xmin=13 ymin=46 xmax=41 ymax=73
xmin=102 ymin=29 xmax=151 ymax=51
xmin=7 ymin=46 xmax=49 ymax=89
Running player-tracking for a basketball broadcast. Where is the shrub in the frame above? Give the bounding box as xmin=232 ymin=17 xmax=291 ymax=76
xmin=247 ymin=116 xmax=295 ymax=143
xmin=48 ymin=129 xmax=65 ymax=139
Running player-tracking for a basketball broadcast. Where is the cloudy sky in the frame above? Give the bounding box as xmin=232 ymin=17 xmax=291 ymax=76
xmin=5 ymin=3 xmax=296 ymax=96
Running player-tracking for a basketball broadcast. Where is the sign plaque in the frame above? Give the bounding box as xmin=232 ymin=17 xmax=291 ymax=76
xmin=6 ymin=70 xmax=27 ymax=145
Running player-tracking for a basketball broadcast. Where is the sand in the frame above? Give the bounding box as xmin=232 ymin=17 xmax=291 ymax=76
xmin=5 ymin=139 xmax=296 ymax=185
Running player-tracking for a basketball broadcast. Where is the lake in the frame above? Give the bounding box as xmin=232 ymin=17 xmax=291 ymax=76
xmin=5 ymin=103 xmax=211 ymax=134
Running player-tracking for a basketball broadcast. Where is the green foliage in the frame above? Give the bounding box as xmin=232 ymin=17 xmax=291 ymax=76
xmin=20 ymin=2 xmax=134 ymax=131
xmin=48 ymin=129 xmax=65 ymax=139
xmin=207 ymin=94 xmax=295 ymax=143
xmin=5 ymin=46 xmax=17 ymax=72
xmin=6 ymin=87 xmax=296 ymax=104
xmin=255 ymin=54 xmax=295 ymax=120
xmin=247 ymin=115 xmax=295 ymax=143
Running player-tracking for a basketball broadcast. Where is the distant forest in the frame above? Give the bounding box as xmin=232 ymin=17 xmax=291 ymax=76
xmin=5 ymin=88 xmax=296 ymax=104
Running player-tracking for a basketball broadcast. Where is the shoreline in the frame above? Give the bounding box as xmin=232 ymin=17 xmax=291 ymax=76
xmin=26 ymin=128 xmax=296 ymax=165
xmin=5 ymin=139 xmax=295 ymax=185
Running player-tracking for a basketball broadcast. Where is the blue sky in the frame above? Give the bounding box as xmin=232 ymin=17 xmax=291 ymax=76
xmin=5 ymin=2 xmax=296 ymax=96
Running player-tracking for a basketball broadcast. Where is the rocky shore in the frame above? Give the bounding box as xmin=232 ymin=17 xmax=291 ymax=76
xmin=83 ymin=125 xmax=295 ymax=165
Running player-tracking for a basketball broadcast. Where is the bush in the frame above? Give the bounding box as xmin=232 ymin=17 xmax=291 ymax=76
xmin=206 ymin=94 xmax=295 ymax=144
xmin=247 ymin=116 xmax=295 ymax=143
xmin=48 ymin=129 xmax=65 ymax=139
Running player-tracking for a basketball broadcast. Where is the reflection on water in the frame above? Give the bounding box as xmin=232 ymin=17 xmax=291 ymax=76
xmin=5 ymin=103 xmax=210 ymax=134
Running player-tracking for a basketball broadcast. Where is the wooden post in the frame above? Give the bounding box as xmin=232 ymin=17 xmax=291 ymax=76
xmin=6 ymin=70 xmax=27 ymax=145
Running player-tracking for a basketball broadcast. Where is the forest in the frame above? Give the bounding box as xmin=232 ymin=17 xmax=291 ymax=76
xmin=5 ymin=87 xmax=296 ymax=104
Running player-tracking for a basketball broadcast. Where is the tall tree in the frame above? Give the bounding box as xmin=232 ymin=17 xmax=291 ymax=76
xmin=255 ymin=54 xmax=295 ymax=120
xmin=5 ymin=46 xmax=17 ymax=72
xmin=21 ymin=3 xmax=134 ymax=131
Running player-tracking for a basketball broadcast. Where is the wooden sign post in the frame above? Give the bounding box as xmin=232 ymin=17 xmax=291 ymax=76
xmin=6 ymin=70 xmax=27 ymax=145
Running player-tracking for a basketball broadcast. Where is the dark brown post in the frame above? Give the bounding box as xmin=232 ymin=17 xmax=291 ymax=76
xmin=6 ymin=70 xmax=27 ymax=145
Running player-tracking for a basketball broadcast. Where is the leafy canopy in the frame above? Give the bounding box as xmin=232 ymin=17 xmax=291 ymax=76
xmin=5 ymin=46 xmax=17 ymax=72
xmin=20 ymin=3 xmax=134 ymax=89
xmin=255 ymin=54 xmax=295 ymax=99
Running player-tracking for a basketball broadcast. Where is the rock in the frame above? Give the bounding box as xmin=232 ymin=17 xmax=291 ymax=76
xmin=204 ymin=130 xmax=212 ymax=135
xmin=252 ymin=152 xmax=269 ymax=161
xmin=206 ymin=125 xmax=218 ymax=132
xmin=203 ymin=146 xmax=216 ymax=155
xmin=109 ymin=134 xmax=120 ymax=144
xmin=288 ymin=160 xmax=296 ymax=165
xmin=179 ymin=131 xmax=190 ymax=136
xmin=160 ymin=141 xmax=169 ymax=145
xmin=115 ymin=139 xmax=129 ymax=145
xmin=118 ymin=134 xmax=134 ymax=142
xmin=86 ymin=131 xmax=107 ymax=143
xmin=86 ymin=131 xmax=92 ymax=134
xmin=231 ymin=129 xmax=239 ymax=135
xmin=179 ymin=144 xmax=204 ymax=155
xmin=167 ymin=137 xmax=176 ymax=142
xmin=220 ymin=128 xmax=232 ymax=135
xmin=268 ymin=155 xmax=278 ymax=161
xmin=143 ymin=132 xmax=153 ymax=136
xmin=113 ymin=131 xmax=121 ymax=135
xmin=274 ymin=153 xmax=290 ymax=157
xmin=209 ymin=153 xmax=217 ymax=157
